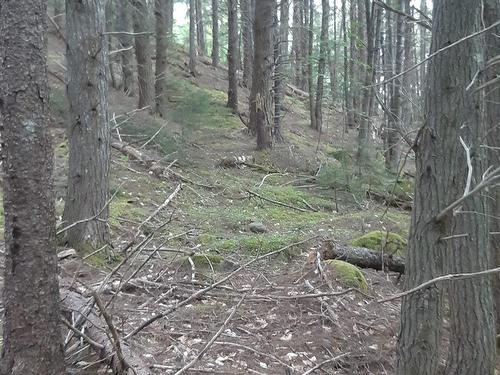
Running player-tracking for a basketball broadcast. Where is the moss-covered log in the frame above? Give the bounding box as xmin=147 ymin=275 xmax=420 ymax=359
xmin=322 ymin=241 xmax=405 ymax=274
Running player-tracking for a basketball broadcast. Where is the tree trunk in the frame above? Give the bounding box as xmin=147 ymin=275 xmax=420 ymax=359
xmin=328 ymin=2 xmax=338 ymax=104
xmin=313 ymin=0 xmax=329 ymax=132
xmin=227 ymin=0 xmax=239 ymax=112
xmin=195 ymin=0 xmax=206 ymax=55
xmin=292 ymin=0 xmax=304 ymax=90
xmin=385 ymin=0 xmax=403 ymax=174
xmin=396 ymin=1 xmax=496 ymax=374
xmin=241 ymin=0 xmax=254 ymax=88
xmin=155 ymin=0 xmax=168 ymax=117
xmin=341 ymin=0 xmax=350 ymax=132
xmin=346 ymin=0 xmax=357 ymax=128
xmin=307 ymin=0 xmax=315 ymax=130
xmin=54 ymin=0 xmax=64 ymax=30
xmin=484 ymin=0 xmax=500 ymax=335
xmin=189 ymin=0 xmax=197 ymax=75
xmin=418 ymin=0 xmax=428 ymax=98
xmin=0 ymin=1 xmax=66 ymax=373
xmin=272 ymin=0 xmax=289 ymax=142
xmin=63 ymin=0 xmax=111 ymax=250
xmin=117 ymin=0 xmax=135 ymax=96
xmin=105 ymin=0 xmax=118 ymax=89
xmin=132 ymin=0 xmax=155 ymax=109
xmin=166 ymin=0 xmax=174 ymax=36
xmin=250 ymin=0 xmax=274 ymax=149
xmin=211 ymin=0 xmax=220 ymax=66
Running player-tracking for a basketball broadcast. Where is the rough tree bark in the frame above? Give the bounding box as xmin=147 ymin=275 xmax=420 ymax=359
xmin=63 ymin=0 xmax=111 ymax=250
xmin=105 ymin=0 xmax=118 ymax=89
xmin=195 ymin=0 xmax=206 ymax=55
xmin=342 ymin=0 xmax=350 ymax=131
xmin=211 ymin=0 xmax=220 ymax=67
xmin=131 ymin=0 xmax=155 ymax=109
xmin=227 ymin=0 xmax=239 ymax=112
xmin=250 ymin=0 xmax=274 ymax=149
xmin=117 ymin=0 xmax=135 ymax=96
xmin=189 ymin=0 xmax=197 ymax=75
xmin=292 ymin=0 xmax=305 ymax=90
xmin=313 ymin=0 xmax=329 ymax=132
xmin=0 ymin=1 xmax=66 ymax=373
xmin=155 ymin=0 xmax=168 ymax=117
xmin=166 ymin=0 xmax=174 ymax=36
xmin=396 ymin=1 xmax=496 ymax=374
xmin=484 ymin=0 xmax=500 ymax=334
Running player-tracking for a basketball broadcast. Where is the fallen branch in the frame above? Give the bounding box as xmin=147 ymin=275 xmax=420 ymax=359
xmin=367 ymin=189 xmax=412 ymax=211
xmin=139 ymin=183 xmax=181 ymax=230
xmin=124 ymin=236 xmax=317 ymax=339
xmin=248 ymin=190 xmax=312 ymax=212
xmin=301 ymin=352 xmax=350 ymax=375
xmin=174 ymin=294 xmax=247 ymax=375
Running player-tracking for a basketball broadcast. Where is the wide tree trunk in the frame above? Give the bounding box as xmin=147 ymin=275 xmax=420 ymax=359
xmin=484 ymin=0 xmax=500 ymax=334
xmin=189 ymin=0 xmax=197 ymax=75
xmin=132 ymin=0 xmax=155 ymax=109
xmin=250 ymin=0 xmax=274 ymax=149
xmin=241 ymin=0 xmax=254 ymax=88
xmin=396 ymin=1 xmax=496 ymax=374
xmin=0 ymin=1 xmax=66 ymax=373
xmin=117 ymin=0 xmax=135 ymax=96
xmin=211 ymin=0 xmax=220 ymax=66
xmin=63 ymin=0 xmax=111 ymax=250
xmin=195 ymin=0 xmax=206 ymax=55
xmin=227 ymin=0 xmax=239 ymax=112
xmin=313 ymin=0 xmax=329 ymax=132
xmin=155 ymin=0 xmax=168 ymax=118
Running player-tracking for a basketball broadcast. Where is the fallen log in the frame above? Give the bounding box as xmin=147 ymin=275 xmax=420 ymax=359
xmin=321 ymin=241 xmax=405 ymax=274
xmin=286 ymin=83 xmax=309 ymax=98
xmin=367 ymin=189 xmax=413 ymax=211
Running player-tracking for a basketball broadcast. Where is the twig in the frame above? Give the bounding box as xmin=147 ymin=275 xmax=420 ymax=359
xmin=374 ymin=0 xmax=431 ymax=30
xmin=300 ymin=352 xmax=350 ymax=375
xmin=57 ymin=183 xmax=123 ymax=235
xmin=61 ymin=317 xmax=105 ymax=351
xmin=139 ymin=123 xmax=167 ymax=149
xmin=248 ymin=190 xmax=311 ymax=212
xmin=124 ymin=236 xmax=317 ymax=339
xmin=214 ymin=341 xmax=293 ymax=370
xmin=139 ymin=183 xmax=181 ymax=229
xmin=173 ymin=294 xmax=247 ymax=375
xmin=378 ymin=266 xmax=500 ymax=303
xmin=459 ymin=137 xmax=472 ymax=197
xmin=435 ymin=166 xmax=500 ymax=222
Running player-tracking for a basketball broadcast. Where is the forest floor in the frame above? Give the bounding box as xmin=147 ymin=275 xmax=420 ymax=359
xmin=1 ymin=34 xmax=413 ymax=374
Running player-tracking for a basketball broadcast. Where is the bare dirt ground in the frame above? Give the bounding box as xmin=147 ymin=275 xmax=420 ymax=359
xmin=0 ymin=33 xmax=411 ymax=374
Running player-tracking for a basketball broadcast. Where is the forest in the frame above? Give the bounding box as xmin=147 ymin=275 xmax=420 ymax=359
xmin=0 ymin=0 xmax=499 ymax=374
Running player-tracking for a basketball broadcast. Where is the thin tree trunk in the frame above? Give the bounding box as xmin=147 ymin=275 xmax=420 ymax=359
xmin=307 ymin=0 xmax=315 ymax=130
xmin=227 ymin=0 xmax=239 ymax=112
xmin=166 ymin=0 xmax=174 ymax=36
xmin=250 ymin=0 xmax=274 ymax=149
xmin=117 ymin=0 xmax=135 ymax=96
xmin=328 ymin=1 xmax=338 ymax=104
xmin=347 ymin=0 xmax=357 ymax=128
xmin=396 ymin=1 xmax=496 ymax=373
xmin=155 ymin=0 xmax=168 ymax=117
xmin=273 ymin=0 xmax=289 ymax=142
xmin=106 ymin=0 xmax=118 ymax=89
xmin=211 ymin=0 xmax=220 ymax=66
xmin=342 ymin=0 xmax=350 ymax=132
xmin=0 ymin=1 xmax=66 ymax=373
xmin=313 ymin=0 xmax=329 ymax=132
xmin=292 ymin=0 xmax=304 ymax=89
xmin=195 ymin=0 xmax=206 ymax=55
xmin=132 ymin=0 xmax=155 ymax=109
xmin=385 ymin=0 xmax=403 ymax=174
xmin=241 ymin=0 xmax=253 ymax=88
xmin=63 ymin=0 xmax=111 ymax=250
xmin=189 ymin=0 xmax=197 ymax=75
xmin=418 ymin=0 xmax=428 ymax=98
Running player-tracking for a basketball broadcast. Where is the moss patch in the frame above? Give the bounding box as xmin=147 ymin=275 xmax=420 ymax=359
xmin=109 ymin=194 xmax=148 ymax=227
xmin=175 ymin=253 xmax=236 ymax=272
xmin=350 ymin=230 xmax=407 ymax=256
xmin=325 ymin=260 xmax=368 ymax=291
xmin=213 ymin=233 xmax=302 ymax=257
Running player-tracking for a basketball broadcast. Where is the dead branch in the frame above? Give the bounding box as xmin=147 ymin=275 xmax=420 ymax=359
xmin=374 ymin=0 xmax=431 ymax=30
xmin=378 ymin=266 xmax=500 ymax=303
xmin=300 ymin=352 xmax=350 ymax=375
xmin=124 ymin=236 xmax=317 ymax=339
xmin=248 ymin=189 xmax=312 ymax=212
xmin=174 ymin=294 xmax=247 ymax=375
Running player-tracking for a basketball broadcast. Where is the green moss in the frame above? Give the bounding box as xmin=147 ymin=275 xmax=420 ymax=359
xmin=109 ymin=195 xmax=147 ymax=227
xmin=350 ymin=230 xmax=407 ymax=256
xmin=324 ymin=146 xmax=352 ymax=163
xmin=325 ymin=259 xmax=368 ymax=291
xmin=214 ymin=233 xmax=301 ymax=256
xmin=391 ymin=178 xmax=414 ymax=201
